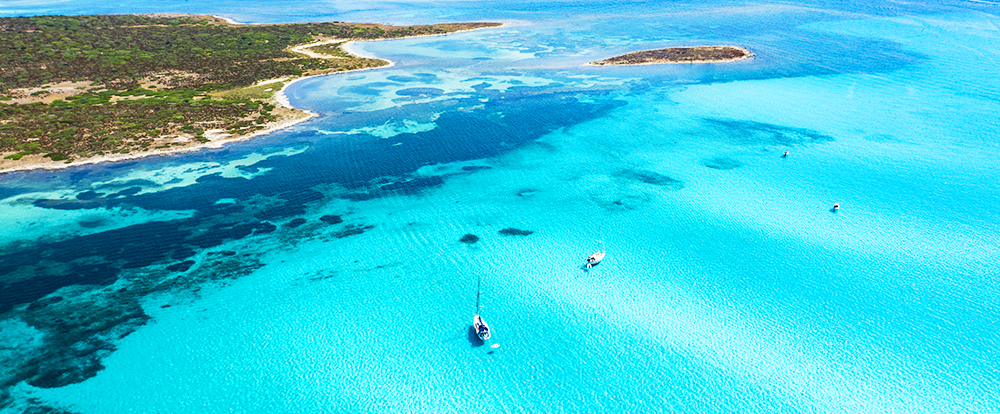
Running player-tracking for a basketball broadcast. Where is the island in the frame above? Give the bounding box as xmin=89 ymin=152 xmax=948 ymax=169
xmin=0 ymin=14 xmax=501 ymax=172
xmin=589 ymin=46 xmax=752 ymax=66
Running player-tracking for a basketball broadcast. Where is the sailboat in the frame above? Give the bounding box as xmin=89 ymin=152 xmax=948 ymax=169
xmin=473 ymin=273 xmax=491 ymax=341
xmin=586 ymin=247 xmax=605 ymax=268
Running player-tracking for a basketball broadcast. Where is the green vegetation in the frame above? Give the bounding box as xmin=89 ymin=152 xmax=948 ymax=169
xmin=0 ymin=15 xmax=495 ymax=91
xmin=1 ymin=88 xmax=274 ymax=158
xmin=0 ymin=15 xmax=500 ymax=163
xmin=305 ymin=42 xmax=352 ymax=58
xmin=212 ymin=82 xmax=286 ymax=100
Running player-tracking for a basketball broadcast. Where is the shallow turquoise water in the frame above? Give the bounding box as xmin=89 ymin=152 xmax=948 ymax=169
xmin=1 ymin=1 xmax=999 ymax=413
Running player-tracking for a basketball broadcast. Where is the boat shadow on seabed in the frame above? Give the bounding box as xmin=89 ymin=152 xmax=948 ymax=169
xmin=467 ymin=325 xmax=486 ymax=347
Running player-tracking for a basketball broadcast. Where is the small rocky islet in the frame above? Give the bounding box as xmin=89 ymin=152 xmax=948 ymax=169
xmin=590 ymin=46 xmax=752 ymax=65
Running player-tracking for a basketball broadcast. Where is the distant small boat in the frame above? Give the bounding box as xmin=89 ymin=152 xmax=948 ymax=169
xmin=782 ymin=151 xmax=789 ymax=158
xmin=473 ymin=273 xmax=491 ymax=341
xmin=586 ymin=251 xmax=605 ymax=268
xmin=833 ymin=202 xmax=840 ymax=210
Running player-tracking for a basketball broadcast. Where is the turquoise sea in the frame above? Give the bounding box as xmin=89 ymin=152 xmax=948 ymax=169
xmin=2 ymin=0 xmax=999 ymax=412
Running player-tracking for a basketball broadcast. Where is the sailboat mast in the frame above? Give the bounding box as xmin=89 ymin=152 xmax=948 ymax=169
xmin=598 ymin=224 xmax=604 ymax=250
xmin=476 ymin=273 xmax=482 ymax=313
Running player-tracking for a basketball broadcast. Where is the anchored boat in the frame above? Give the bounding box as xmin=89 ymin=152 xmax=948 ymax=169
xmin=474 ymin=313 xmax=491 ymax=341
xmin=586 ymin=250 xmax=606 ymax=268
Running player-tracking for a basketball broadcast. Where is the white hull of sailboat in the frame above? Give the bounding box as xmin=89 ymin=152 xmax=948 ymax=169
xmin=587 ymin=251 xmax=606 ymax=267
xmin=474 ymin=314 xmax=491 ymax=341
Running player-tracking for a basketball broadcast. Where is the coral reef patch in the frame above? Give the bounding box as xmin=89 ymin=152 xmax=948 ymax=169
xmin=499 ymin=228 xmax=534 ymax=236
xmin=284 ymin=218 xmax=308 ymax=228
xmin=320 ymin=215 xmax=344 ymax=225
xmin=616 ymin=169 xmax=684 ymax=190
xmin=1 ymin=251 xmax=265 ymax=393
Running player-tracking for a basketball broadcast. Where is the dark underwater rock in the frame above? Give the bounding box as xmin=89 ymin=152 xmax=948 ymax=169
xmin=32 ymin=198 xmax=105 ymax=210
xmin=459 ymin=234 xmax=480 ymax=244
xmin=75 ymin=190 xmax=104 ymax=200
xmin=256 ymin=222 xmax=277 ymax=234
xmin=17 ymin=300 xmax=151 ymax=390
xmin=285 ymin=218 xmax=307 ymax=228
xmin=107 ymin=186 xmax=142 ymax=198
xmin=78 ymin=218 xmax=107 ymax=228
xmin=320 ymin=215 xmax=344 ymax=225
xmin=499 ymin=228 xmax=534 ymax=236
xmin=617 ymin=169 xmax=684 ymax=190
xmin=4 ymin=251 xmax=266 ymax=392
xmin=253 ymin=190 xmax=323 ymax=221
xmin=186 ymin=221 xmax=276 ymax=248
xmin=0 ymin=263 xmax=118 ymax=313
xmin=702 ymin=157 xmax=743 ymax=170
xmin=332 ymin=224 xmax=375 ymax=239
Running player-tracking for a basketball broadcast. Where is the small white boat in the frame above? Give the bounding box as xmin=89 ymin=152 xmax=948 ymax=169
xmin=586 ymin=251 xmax=605 ymax=268
xmin=833 ymin=202 xmax=840 ymax=210
xmin=474 ymin=314 xmax=491 ymax=341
